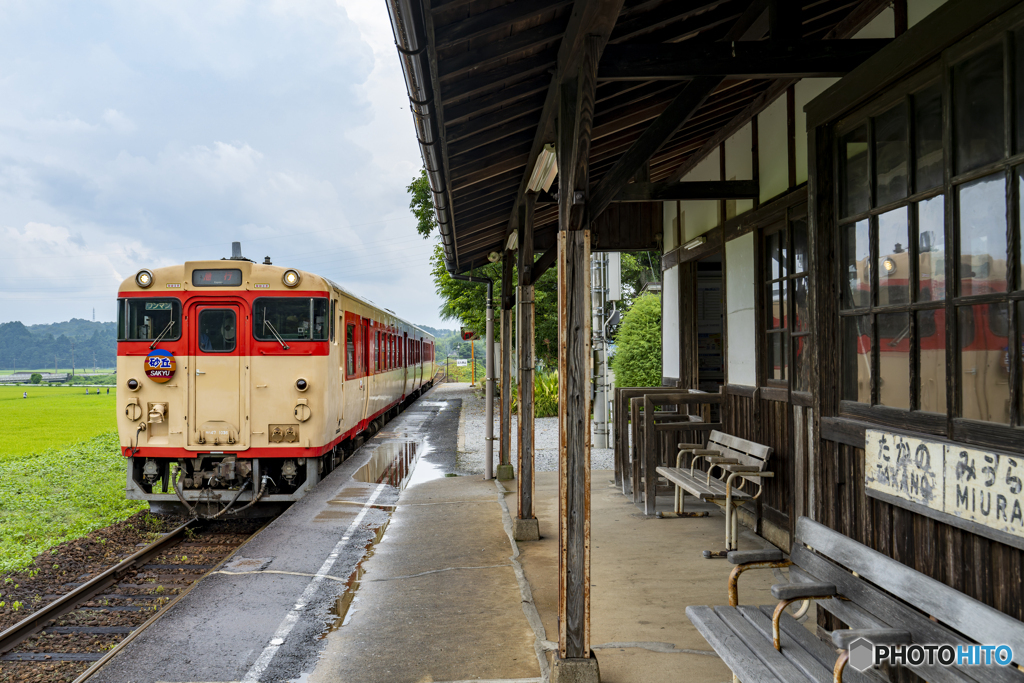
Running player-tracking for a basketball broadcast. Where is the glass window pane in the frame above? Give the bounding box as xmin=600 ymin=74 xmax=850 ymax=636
xmin=768 ymin=281 xmax=786 ymax=330
xmin=876 ymin=312 xmax=910 ymax=409
xmin=792 ymin=217 xmax=808 ymax=274
xmin=765 ymin=231 xmax=784 ymax=280
xmin=959 ymin=303 xmax=1010 ymax=423
xmin=878 ymin=207 xmax=910 ymax=306
xmin=1018 ymin=166 xmax=1024 ymax=291
xmin=768 ymin=332 xmax=787 ymax=381
xmin=792 ymin=276 xmax=809 ymax=334
xmin=841 ymin=126 xmax=870 ymax=217
xmin=958 ymin=173 xmax=1007 ymax=297
xmin=917 ymin=309 xmax=947 ymax=414
xmin=119 ymin=299 xmax=182 ymax=341
xmin=841 ymin=220 xmax=871 ymax=309
xmin=198 ymin=309 xmax=236 ymax=353
xmin=842 ymin=315 xmax=872 ymax=403
xmin=917 ymin=196 xmax=946 ymax=301
xmin=793 ymin=335 xmax=811 ymax=392
xmin=953 ymin=45 xmax=1005 ymax=175
xmin=1016 ymin=29 xmax=1024 ymax=154
xmin=346 ymin=325 xmax=356 ymax=376
xmin=253 ymin=298 xmax=327 ymax=341
xmin=914 ymin=83 xmax=944 ymax=192
xmin=1019 ymin=302 xmax=1024 ymax=425
xmin=875 ymin=104 xmax=908 ymax=206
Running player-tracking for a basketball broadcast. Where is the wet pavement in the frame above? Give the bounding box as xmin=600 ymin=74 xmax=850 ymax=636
xmin=89 ymin=390 xmax=463 ymax=683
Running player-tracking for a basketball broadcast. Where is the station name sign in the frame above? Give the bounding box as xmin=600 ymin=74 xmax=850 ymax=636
xmin=865 ymin=429 xmax=1024 ymax=543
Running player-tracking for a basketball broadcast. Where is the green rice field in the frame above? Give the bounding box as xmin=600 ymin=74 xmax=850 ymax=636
xmin=0 ymin=387 xmax=146 ymax=571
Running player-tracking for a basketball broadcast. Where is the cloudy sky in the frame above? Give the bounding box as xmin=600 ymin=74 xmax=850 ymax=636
xmin=0 ymin=0 xmax=449 ymax=329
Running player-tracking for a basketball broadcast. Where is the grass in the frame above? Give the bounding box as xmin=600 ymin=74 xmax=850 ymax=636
xmin=0 ymin=433 xmax=147 ymax=572
xmin=0 ymin=386 xmax=117 ymax=460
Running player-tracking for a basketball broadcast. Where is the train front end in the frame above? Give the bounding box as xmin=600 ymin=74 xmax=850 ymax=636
xmin=116 ymin=254 xmax=333 ymax=515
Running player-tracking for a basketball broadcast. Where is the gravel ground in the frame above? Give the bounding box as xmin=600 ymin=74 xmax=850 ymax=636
xmin=428 ymin=382 xmax=614 ymax=475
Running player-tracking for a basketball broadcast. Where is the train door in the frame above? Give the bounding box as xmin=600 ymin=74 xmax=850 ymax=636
xmin=189 ymin=302 xmax=246 ymax=448
xmin=362 ymin=318 xmax=372 ymax=421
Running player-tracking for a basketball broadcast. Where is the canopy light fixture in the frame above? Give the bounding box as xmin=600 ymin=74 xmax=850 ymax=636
xmin=682 ymin=236 xmax=706 ymax=250
xmin=136 ymin=270 xmax=154 ymax=288
xmin=506 ymin=231 xmax=518 ymax=252
xmin=526 ymin=144 xmax=557 ymax=193
xmin=487 ymin=251 xmax=501 ymax=263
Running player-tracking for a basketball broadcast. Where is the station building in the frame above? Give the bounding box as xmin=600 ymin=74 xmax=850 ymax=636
xmin=390 ymin=0 xmax=1024 ymax=677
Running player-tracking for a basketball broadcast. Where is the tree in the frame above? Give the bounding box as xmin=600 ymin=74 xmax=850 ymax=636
xmin=610 ymin=292 xmax=661 ymax=388
xmin=30 ymin=373 xmax=42 ymax=384
xmin=407 ymin=169 xmax=437 ymax=239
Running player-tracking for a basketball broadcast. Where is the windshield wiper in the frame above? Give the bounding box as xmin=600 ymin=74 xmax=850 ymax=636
xmin=149 ymin=320 xmax=176 ymax=350
xmin=263 ymin=314 xmax=290 ymax=350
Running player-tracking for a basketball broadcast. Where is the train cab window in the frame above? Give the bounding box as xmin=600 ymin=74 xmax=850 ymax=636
xmin=253 ymin=298 xmax=329 ymax=341
xmin=346 ymin=324 xmax=356 ymax=377
xmin=198 ymin=309 xmax=236 ymax=353
xmin=118 ymin=299 xmax=182 ymax=341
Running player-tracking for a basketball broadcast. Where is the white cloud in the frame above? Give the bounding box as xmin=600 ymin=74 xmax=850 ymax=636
xmin=0 ymin=0 xmax=446 ymax=329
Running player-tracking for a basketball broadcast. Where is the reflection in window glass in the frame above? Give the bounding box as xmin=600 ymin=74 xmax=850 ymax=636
xmin=917 ymin=309 xmax=946 ymax=414
xmin=253 ymin=298 xmax=329 ymax=341
xmin=792 ymin=218 xmax=808 ymax=274
xmin=876 ymin=312 xmax=910 ymax=409
xmin=875 ymin=105 xmax=908 ymax=206
xmin=953 ymin=45 xmax=1004 ymax=174
xmin=878 ymin=207 xmax=910 ymax=306
xmin=914 ymin=83 xmax=944 ymax=191
xmin=1018 ymin=166 xmax=1024 ymax=290
xmin=1018 ymin=30 xmax=1024 ymax=154
xmin=793 ymin=335 xmax=810 ymax=392
xmin=1020 ymin=302 xmax=1024 ymax=424
xmin=198 ymin=309 xmax=236 ymax=353
xmin=842 ymin=315 xmax=872 ymax=403
xmin=917 ymin=196 xmax=946 ymax=301
xmin=959 ymin=303 xmax=1010 ymax=424
xmin=768 ymin=282 xmax=786 ymax=330
xmin=958 ymin=174 xmax=1006 ymax=296
xmin=792 ymin=277 xmax=809 ymax=333
xmin=841 ymin=126 xmax=870 ymax=216
xmin=841 ymin=220 xmax=870 ymax=309
xmin=765 ymin=231 xmax=783 ymax=279
xmin=768 ymin=332 xmax=787 ymax=381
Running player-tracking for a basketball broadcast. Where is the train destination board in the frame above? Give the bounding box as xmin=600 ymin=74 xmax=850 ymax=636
xmin=865 ymin=429 xmax=1024 ymax=546
xmin=192 ymin=268 xmax=243 ymax=287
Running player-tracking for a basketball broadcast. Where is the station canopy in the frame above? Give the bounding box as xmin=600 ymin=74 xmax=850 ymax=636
xmin=389 ymin=0 xmax=892 ymax=273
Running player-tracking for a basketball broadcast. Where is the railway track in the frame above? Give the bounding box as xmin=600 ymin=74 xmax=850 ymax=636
xmin=0 ymin=518 xmax=267 ymax=683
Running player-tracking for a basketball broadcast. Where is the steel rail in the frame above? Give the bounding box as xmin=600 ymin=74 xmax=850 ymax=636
xmin=0 ymin=518 xmax=200 ymax=656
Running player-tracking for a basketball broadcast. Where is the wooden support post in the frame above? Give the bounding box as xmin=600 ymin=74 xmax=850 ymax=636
xmin=515 ymin=192 xmax=540 ymax=541
xmin=556 ymin=36 xmax=597 ymax=672
xmin=498 ymin=249 xmax=515 ymax=481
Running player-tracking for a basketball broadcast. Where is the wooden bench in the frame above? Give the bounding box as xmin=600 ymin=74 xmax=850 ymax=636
xmin=656 ymin=430 xmax=773 ymax=558
xmin=687 ymin=516 xmax=1024 ymax=682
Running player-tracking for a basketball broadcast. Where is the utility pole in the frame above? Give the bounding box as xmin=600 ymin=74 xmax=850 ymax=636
xmin=591 ymin=253 xmax=608 ymax=448
xmin=70 ymin=339 xmax=75 ymax=378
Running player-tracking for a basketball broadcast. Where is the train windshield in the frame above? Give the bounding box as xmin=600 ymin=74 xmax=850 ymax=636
xmin=118 ymin=299 xmax=182 ymax=341
xmin=253 ymin=298 xmax=329 ymax=341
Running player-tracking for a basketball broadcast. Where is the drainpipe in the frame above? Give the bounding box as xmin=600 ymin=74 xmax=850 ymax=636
xmin=453 ymin=275 xmax=494 ymax=479
xmin=385 ymin=0 xmax=457 ymax=271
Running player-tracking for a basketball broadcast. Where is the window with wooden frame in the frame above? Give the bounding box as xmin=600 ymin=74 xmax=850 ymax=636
xmin=762 ymin=208 xmax=811 ymax=392
xmin=835 ymin=22 xmax=1024 ymax=434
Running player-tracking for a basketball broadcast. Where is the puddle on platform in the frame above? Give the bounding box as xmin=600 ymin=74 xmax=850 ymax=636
xmin=321 ymin=516 xmax=389 ymax=637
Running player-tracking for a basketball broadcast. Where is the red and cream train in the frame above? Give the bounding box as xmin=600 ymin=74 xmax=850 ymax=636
xmin=116 ymin=245 xmax=435 ymax=514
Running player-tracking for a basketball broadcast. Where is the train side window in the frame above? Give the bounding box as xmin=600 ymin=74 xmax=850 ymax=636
xmin=346 ymin=324 xmax=356 ymax=377
xmin=330 ymin=300 xmax=336 ymax=343
xmin=375 ymin=331 xmax=380 ymax=371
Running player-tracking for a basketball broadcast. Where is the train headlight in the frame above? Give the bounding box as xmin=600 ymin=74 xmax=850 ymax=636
xmin=136 ymin=270 xmax=154 ymax=288
xmin=296 ymin=378 xmax=308 ymax=391
xmin=127 ymin=378 xmax=140 ymax=391
xmin=883 ymin=257 xmax=897 ymax=275
xmin=282 ymin=269 xmax=301 ymax=287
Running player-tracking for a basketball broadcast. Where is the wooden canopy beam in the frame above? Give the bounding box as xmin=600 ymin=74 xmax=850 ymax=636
xmin=529 ymin=244 xmax=557 ymax=285
xmin=615 ymin=179 xmax=758 ymax=202
xmin=434 ymin=0 xmax=574 ymax=49
xmin=598 ymin=39 xmax=891 ymax=80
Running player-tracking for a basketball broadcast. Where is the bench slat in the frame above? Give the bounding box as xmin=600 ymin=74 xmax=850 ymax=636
xmin=791 ymin=548 xmax=1016 ymax=683
xmin=685 ymin=606 xmax=785 ymax=683
xmin=752 ymin=606 xmax=884 ymax=683
xmin=656 ymin=467 xmax=753 ymax=500
xmin=796 ymin=518 xmax=1024 ymax=661
xmin=714 ymin=606 xmax=822 ymax=682
xmin=734 ymin=606 xmax=850 ymax=683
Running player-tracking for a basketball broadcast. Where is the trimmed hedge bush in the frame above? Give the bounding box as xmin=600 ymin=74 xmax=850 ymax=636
xmin=611 ymin=293 xmax=661 ymax=388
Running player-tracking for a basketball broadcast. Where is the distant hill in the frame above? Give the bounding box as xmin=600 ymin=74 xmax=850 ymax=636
xmin=0 ymin=319 xmax=116 ymax=371
xmin=416 ymin=325 xmax=456 ymax=338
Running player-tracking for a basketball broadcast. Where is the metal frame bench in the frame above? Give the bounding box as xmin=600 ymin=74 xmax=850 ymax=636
xmin=656 ymin=430 xmax=773 ymax=558
xmin=687 ymin=516 xmax=1024 ymax=682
